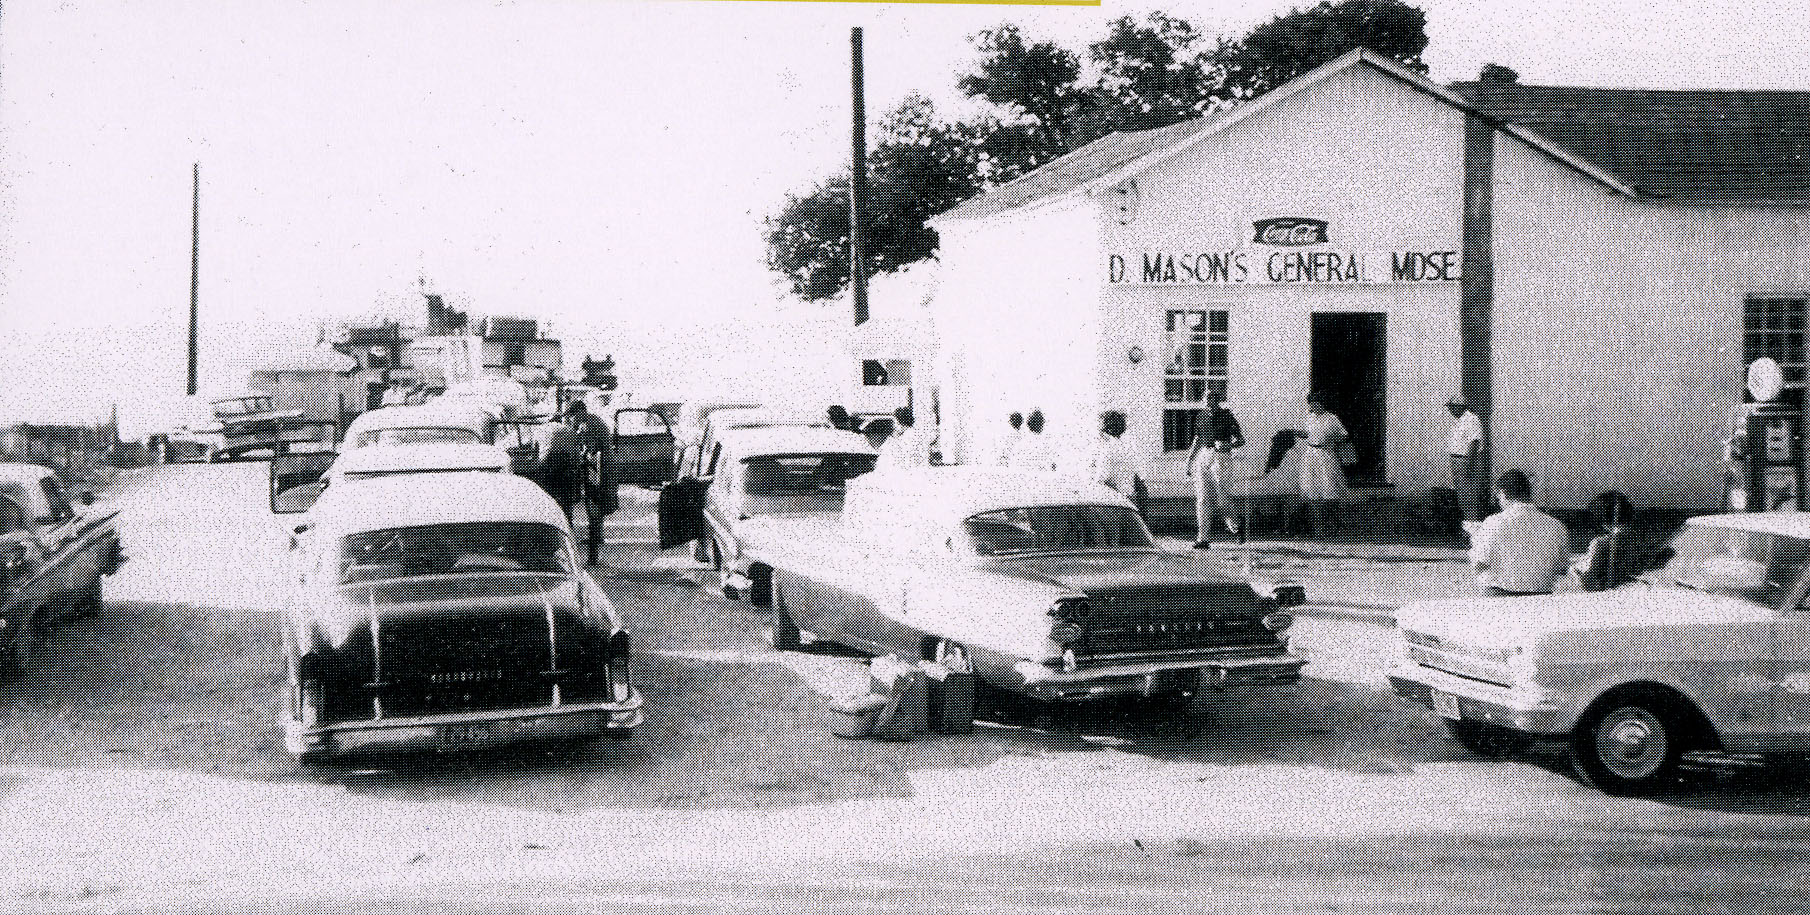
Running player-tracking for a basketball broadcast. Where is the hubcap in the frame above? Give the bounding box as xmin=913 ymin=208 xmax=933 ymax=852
xmin=1595 ymin=707 xmax=1668 ymax=779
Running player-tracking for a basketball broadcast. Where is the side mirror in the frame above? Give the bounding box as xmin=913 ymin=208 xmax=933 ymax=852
xmin=269 ymin=452 xmax=336 ymax=514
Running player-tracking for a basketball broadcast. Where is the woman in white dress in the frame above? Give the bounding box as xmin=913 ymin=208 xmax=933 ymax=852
xmin=1297 ymin=393 xmax=1349 ymax=536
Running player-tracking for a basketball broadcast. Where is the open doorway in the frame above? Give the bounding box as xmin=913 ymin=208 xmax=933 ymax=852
xmin=1310 ymin=313 xmax=1387 ymax=485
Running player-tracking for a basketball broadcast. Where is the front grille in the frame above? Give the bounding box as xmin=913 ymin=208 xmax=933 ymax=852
xmin=1403 ymin=643 xmax=1513 ymax=688
xmin=377 ymin=611 xmax=556 ymax=717
xmin=1074 ymin=585 xmax=1279 ymax=659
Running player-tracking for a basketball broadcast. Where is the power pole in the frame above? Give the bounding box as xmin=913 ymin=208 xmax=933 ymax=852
xmin=186 ymin=162 xmax=200 ymax=396
xmin=849 ymin=27 xmax=869 ymax=327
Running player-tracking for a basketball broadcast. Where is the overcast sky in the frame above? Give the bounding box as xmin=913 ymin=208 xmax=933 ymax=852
xmin=3 ymin=0 xmax=1807 ymax=435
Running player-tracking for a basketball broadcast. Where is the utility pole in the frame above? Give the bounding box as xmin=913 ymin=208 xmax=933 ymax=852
xmin=849 ymin=27 xmax=869 ymax=327
xmin=186 ymin=162 xmax=200 ymax=396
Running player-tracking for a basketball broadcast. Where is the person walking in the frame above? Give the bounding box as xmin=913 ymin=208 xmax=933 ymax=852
xmin=1009 ymin=409 xmax=1056 ymax=471
xmin=1470 ymin=469 xmax=1571 ymax=595
xmin=877 ymin=406 xmax=931 ymax=471
xmin=1186 ymin=392 xmax=1245 ymax=548
xmin=1297 ymin=393 xmax=1349 ymax=537
xmin=563 ymin=400 xmax=616 ymax=564
xmin=1446 ymin=395 xmax=1485 ymax=520
xmin=534 ymin=412 xmax=586 ymax=528
xmin=995 ymin=411 xmax=1024 ymax=467
xmin=1089 ymin=410 xmax=1147 ymax=516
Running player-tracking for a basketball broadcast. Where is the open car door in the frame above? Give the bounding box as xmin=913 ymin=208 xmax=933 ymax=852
xmin=656 ymin=477 xmax=707 ymax=549
xmin=269 ymin=452 xmax=337 ymax=514
xmin=612 ymin=408 xmax=676 ymax=487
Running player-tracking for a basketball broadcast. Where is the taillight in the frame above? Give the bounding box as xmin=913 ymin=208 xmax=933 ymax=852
xmin=1262 ymin=612 xmax=1295 ymax=633
xmin=299 ymin=681 xmax=323 ymax=727
xmin=608 ymin=631 xmax=633 ymax=702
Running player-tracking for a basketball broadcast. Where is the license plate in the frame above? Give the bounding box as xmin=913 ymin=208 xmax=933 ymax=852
xmin=1432 ymin=690 xmax=1462 ymax=720
xmin=440 ymin=721 xmax=498 ymax=747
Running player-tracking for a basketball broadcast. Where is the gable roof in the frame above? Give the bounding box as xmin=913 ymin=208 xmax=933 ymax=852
xmin=1450 ymin=81 xmax=1810 ymax=203
xmin=935 ymin=49 xmax=1810 ymax=224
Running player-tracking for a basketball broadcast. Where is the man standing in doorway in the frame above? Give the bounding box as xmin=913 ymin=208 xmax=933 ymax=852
xmin=1187 ymin=392 xmax=1246 ymax=548
xmin=1470 ymin=469 xmax=1571 ymax=596
xmin=1446 ymin=395 xmax=1485 ymax=520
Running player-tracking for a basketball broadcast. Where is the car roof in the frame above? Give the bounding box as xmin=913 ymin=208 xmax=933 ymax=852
xmin=0 ymin=463 xmax=54 ymax=486
xmin=328 ymin=442 xmax=511 ymax=476
xmin=1687 ymin=512 xmax=1810 ymax=538
xmin=850 ymin=467 xmax=1134 ymax=518
xmin=718 ymin=426 xmax=876 ymax=459
xmin=310 ymin=472 xmax=567 ymax=535
xmin=705 ymin=407 xmax=828 ymax=431
xmin=344 ymin=402 xmax=495 ymax=439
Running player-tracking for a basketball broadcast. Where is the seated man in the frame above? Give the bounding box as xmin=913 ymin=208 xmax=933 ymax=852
xmin=1469 ymin=469 xmax=1571 ymax=596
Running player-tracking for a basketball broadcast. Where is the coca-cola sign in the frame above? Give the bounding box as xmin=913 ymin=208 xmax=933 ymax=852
xmin=1252 ymin=217 xmax=1329 ymax=246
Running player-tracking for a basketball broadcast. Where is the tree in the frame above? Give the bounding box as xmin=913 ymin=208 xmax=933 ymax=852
xmin=1213 ymin=0 xmax=1429 ymax=100
xmin=763 ymin=97 xmax=985 ymax=301
xmin=765 ymin=3 xmax=1431 ymax=301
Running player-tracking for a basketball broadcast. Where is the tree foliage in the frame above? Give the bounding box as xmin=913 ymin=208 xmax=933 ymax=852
xmin=766 ymin=1 xmax=1431 ymax=301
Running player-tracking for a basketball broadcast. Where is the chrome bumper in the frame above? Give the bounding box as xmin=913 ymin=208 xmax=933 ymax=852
xmin=1012 ymin=653 xmax=1305 ymax=699
xmin=1386 ymin=660 xmax=1567 ymax=735
xmin=286 ymin=690 xmax=644 ymax=759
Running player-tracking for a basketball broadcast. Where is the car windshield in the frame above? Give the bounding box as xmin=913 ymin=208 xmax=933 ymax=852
xmin=741 ymin=453 xmax=876 ymax=498
xmin=1647 ymin=523 xmax=1810 ymax=605
xmin=336 ymin=521 xmax=572 ymax=584
xmin=963 ymin=505 xmax=1154 ymax=555
xmin=355 ymin=427 xmax=483 ymax=447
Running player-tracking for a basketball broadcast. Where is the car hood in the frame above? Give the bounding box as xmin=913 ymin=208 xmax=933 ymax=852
xmin=1396 ymin=585 xmax=1775 ymax=650
xmin=979 ymin=550 xmax=1249 ymax=593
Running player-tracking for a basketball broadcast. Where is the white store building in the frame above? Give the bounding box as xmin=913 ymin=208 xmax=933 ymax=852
xmin=923 ymin=49 xmax=1810 ymax=512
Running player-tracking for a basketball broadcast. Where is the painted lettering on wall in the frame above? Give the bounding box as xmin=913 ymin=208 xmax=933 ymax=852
xmin=1106 ymin=250 xmax=1460 ymax=285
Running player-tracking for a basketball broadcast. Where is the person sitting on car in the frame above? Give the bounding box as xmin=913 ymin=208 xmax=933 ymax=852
xmin=1470 ymin=469 xmax=1571 ymax=596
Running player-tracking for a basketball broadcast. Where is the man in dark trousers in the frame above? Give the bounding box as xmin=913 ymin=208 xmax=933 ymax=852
xmin=563 ymin=400 xmax=616 ymax=565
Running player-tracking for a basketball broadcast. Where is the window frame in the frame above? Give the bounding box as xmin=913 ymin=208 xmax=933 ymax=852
xmin=1161 ymin=308 xmax=1230 ymax=452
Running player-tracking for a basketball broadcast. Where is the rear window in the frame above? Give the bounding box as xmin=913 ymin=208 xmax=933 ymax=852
xmin=963 ymin=505 xmax=1153 ymax=555
xmin=337 ymin=522 xmax=571 ymax=584
xmin=354 ymin=427 xmax=483 ymax=448
xmin=742 ymin=453 xmax=877 ymax=496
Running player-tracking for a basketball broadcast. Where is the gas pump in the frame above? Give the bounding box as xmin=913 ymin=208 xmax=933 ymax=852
xmin=1726 ymin=357 xmax=1803 ymax=512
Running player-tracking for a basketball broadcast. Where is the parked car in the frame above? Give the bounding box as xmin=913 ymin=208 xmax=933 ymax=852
xmin=270 ymin=471 xmax=641 ymax=762
xmin=657 ymin=426 xmax=876 ymax=600
xmin=0 ymin=463 xmax=126 ymax=679
xmin=342 ymin=402 xmax=496 ymax=449
xmin=669 ymin=400 xmax=762 ymax=477
xmin=1388 ymin=511 xmax=1810 ymax=795
xmin=682 ymin=406 xmax=828 ymax=479
xmin=748 ymin=467 xmax=1305 ymax=705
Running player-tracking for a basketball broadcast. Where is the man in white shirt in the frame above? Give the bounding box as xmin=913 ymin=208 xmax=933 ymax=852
xmin=876 ymin=406 xmax=931 ymax=471
xmin=1088 ymin=410 xmax=1146 ymax=515
xmin=995 ymin=411 xmax=1023 ymax=467
xmin=1469 ymin=469 xmax=1571 ymax=595
xmin=1008 ymin=409 xmax=1056 ymax=472
xmin=1446 ymin=395 xmax=1485 ymax=520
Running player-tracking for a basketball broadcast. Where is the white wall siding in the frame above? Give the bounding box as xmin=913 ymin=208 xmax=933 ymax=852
xmin=1493 ymin=134 xmax=1810 ymax=510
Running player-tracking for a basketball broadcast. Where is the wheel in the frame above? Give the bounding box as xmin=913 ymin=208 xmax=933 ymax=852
xmin=1 ymin=610 xmax=45 ymax=681
xmin=1569 ymin=694 xmax=1687 ymax=795
xmin=765 ymin=581 xmax=801 ymax=650
xmin=74 ymin=579 xmax=102 ymax=620
xmin=1445 ymin=720 xmax=1528 ymax=758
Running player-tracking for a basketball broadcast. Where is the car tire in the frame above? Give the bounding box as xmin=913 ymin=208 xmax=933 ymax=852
xmin=766 ymin=582 xmax=801 ymax=651
xmin=1570 ymin=693 xmax=1688 ymax=795
xmin=75 ymin=579 xmax=102 ymax=620
xmin=1 ymin=609 xmax=44 ymax=681
xmin=1445 ymin=720 xmax=1528 ymax=758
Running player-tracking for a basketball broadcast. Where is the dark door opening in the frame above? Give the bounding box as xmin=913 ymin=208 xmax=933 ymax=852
xmin=1309 ymin=312 xmax=1387 ymax=485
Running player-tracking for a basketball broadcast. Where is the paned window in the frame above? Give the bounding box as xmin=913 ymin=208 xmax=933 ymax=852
xmin=1745 ymin=295 xmax=1807 ymax=401
xmin=1162 ymin=309 xmax=1229 ymax=451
